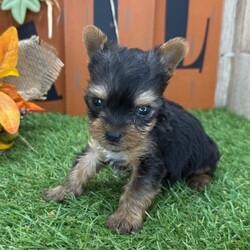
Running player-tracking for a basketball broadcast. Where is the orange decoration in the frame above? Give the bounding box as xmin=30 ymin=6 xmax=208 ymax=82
xmin=0 ymin=26 xmax=46 ymax=149
xmin=0 ymin=26 xmax=19 ymax=79
xmin=0 ymin=91 xmax=20 ymax=134
xmin=0 ymin=82 xmax=45 ymax=112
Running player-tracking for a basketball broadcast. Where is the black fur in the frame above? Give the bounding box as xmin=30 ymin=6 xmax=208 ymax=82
xmin=153 ymin=100 xmax=220 ymax=185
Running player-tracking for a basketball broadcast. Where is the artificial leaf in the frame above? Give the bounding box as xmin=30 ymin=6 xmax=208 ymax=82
xmin=0 ymin=92 xmax=20 ymax=134
xmin=0 ymin=141 xmax=14 ymax=150
xmin=0 ymin=82 xmax=21 ymax=102
xmin=0 ymin=82 xmax=45 ymax=112
xmin=0 ymin=26 xmax=19 ymax=78
xmin=20 ymin=101 xmax=45 ymax=112
xmin=1 ymin=0 xmax=41 ymax=25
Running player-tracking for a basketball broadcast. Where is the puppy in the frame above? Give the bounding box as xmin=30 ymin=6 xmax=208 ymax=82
xmin=43 ymin=25 xmax=220 ymax=233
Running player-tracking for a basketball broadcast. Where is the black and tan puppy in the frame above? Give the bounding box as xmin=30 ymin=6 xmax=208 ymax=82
xmin=43 ymin=25 xmax=220 ymax=233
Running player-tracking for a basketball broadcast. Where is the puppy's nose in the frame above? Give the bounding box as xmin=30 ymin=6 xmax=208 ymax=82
xmin=105 ymin=131 xmax=122 ymax=142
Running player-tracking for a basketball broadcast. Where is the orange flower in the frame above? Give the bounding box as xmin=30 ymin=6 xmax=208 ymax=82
xmin=0 ymin=27 xmax=20 ymax=138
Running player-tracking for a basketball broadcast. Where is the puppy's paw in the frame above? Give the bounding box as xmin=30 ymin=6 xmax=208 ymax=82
xmin=187 ymin=174 xmax=212 ymax=191
xmin=42 ymin=185 xmax=67 ymax=202
xmin=106 ymin=210 xmax=143 ymax=233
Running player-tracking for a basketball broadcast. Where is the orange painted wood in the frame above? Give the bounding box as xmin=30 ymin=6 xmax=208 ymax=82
xmin=165 ymin=0 xmax=223 ymax=109
xmin=153 ymin=0 xmax=166 ymax=45
xmin=118 ymin=0 xmax=156 ymax=49
xmin=63 ymin=0 xmax=93 ymax=115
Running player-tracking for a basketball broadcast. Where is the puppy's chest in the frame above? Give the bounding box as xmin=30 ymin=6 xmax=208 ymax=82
xmin=99 ymin=148 xmax=131 ymax=167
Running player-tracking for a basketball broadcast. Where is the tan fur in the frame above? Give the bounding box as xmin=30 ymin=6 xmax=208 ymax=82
xmin=88 ymin=116 xmax=157 ymax=233
xmin=187 ymin=167 xmax=212 ymax=191
xmin=43 ymin=116 xmax=156 ymax=203
xmin=191 ymin=167 xmax=211 ymax=176
xmin=83 ymin=25 xmax=107 ymax=57
xmin=43 ymin=143 xmax=101 ymax=201
xmin=134 ymin=90 xmax=158 ymax=106
xmin=89 ymin=118 xmax=156 ymax=168
xmin=159 ymin=37 xmax=189 ymax=77
xmin=106 ymin=166 xmax=159 ymax=233
xmin=88 ymin=85 xmax=108 ymax=100
xmin=89 ymin=117 xmax=158 ymax=232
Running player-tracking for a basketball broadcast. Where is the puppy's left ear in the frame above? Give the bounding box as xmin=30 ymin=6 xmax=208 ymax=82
xmin=82 ymin=25 xmax=108 ymax=58
xmin=159 ymin=38 xmax=189 ymax=78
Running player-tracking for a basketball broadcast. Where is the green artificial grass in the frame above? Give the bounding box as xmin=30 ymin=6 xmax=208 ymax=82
xmin=0 ymin=108 xmax=249 ymax=249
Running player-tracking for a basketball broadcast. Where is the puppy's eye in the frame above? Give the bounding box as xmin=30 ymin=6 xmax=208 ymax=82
xmin=93 ymin=97 xmax=104 ymax=107
xmin=136 ymin=106 xmax=152 ymax=117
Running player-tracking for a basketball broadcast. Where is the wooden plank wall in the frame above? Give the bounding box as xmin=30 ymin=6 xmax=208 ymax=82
xmin=215 ymin=0 xmax=250 ymax=119
xmin=64 ymin=0 xmax=93 ymax=115
xmin=63 ymin=0 xmax=223 ymax=115
xmin=165 ymin=0 xmax=223 ymax=110
xmin=0 ymin=0 xmax=224 ymax=115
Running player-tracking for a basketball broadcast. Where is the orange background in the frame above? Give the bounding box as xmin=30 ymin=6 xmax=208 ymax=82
xmin=0 ymin=0 xmax=223 ymax=115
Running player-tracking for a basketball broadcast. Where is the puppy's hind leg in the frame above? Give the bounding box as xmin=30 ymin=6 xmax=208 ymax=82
xmin=187 ymin=137 xmax=220 ymax=191
xmin=42 ymin=142 xmax=101 ymax=202
xmin=186 ymin=167 xmax=214 ymax=191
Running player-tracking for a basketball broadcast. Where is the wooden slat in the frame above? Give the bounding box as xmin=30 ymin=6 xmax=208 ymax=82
xmin=118 ymin=0 xmax=156 ymax=49
xmin=228 ymin=54 xmax=250 ymax=119
xmin=63 ymin=0 xmax=93 ymax=115
xmin=240 ymin=0 xmax=250 ymax=52
xmin=215 ymin=0 xmax=237 ymax=107
xmin=226 ymin=0 xmax=250 ymax=119
xmin=165 ymin=0 xmax=223 ymax=109
xmin=153 ymin=0 xmax=166 ymax=46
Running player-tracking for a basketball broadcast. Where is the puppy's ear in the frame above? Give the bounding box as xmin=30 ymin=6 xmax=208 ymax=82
xmin=82 ymin=25 xmax=108 ymax=58
xmin=159 ymin=38 xmax=189 ymax=77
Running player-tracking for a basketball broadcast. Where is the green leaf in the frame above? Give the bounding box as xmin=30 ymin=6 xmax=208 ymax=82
xmin=1 ymin=0 xmax=41 ymax=25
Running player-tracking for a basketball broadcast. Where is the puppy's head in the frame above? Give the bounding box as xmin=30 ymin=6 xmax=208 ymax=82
xmin=82 ymin=25 xmax=188 ymax=152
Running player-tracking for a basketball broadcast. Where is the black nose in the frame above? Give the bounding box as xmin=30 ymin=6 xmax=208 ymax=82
xmin=105 ymin=131 xmax=122 ymax=142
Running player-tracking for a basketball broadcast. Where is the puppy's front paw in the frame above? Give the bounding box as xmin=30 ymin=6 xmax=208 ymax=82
xmin=42 ymin=185 xmax=67 ymax=202
xmin=106 ymin=210 xmax=143 ymax=233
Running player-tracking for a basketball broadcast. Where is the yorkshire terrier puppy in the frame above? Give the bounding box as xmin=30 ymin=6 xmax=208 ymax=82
xmin=43 ymin=25 xmax=220 ymax=233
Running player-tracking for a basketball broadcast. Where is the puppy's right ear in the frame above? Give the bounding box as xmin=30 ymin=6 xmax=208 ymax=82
xmin=82 ymin=25 xmax=108 ymax=58
xmin=159 ymin=38 xmax=189 ymax=78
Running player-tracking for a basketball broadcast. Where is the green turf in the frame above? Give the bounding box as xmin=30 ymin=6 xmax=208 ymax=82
xmin=0 ymin=108 xmax=249 ymax=249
